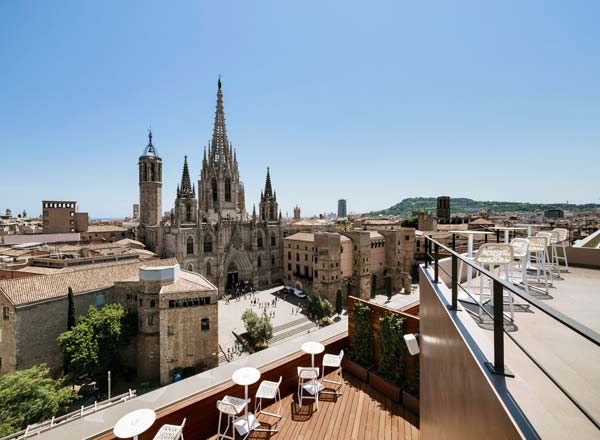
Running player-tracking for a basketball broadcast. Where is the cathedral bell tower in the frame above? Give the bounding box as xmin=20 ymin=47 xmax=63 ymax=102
xmin=174 ymin=155 xmax=198 ymax=227
xmin=139 ymin=130 xmax=163 ymax=226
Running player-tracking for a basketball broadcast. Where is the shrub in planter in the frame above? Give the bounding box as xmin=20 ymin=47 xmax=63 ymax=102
xmin=344 ymin=301 xmax=374 ymax=382
xmin=369 ymin=312 xmax=407 ymax=402
xmin=403 ymin=357 xmax=420 ymax=415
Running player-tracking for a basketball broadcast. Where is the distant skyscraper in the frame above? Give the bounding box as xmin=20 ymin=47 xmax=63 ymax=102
xmin=337 ymin=199 xmax=347 ymax=218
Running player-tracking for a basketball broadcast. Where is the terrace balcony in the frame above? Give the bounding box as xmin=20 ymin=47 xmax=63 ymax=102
xmin=419 ymin=237 xmax=600 ymax=439
xmin=34 ymin=321 xmax=419 ymax=440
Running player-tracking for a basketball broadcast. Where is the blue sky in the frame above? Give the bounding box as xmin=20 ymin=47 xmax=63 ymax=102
xmin=1 ymin=1 xmax=599 ymax=218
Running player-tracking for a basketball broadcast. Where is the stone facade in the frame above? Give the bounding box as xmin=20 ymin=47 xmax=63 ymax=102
xmin=0 ymin=260 xmax=218 ymax=385
xmin=138 ymin=80 xmax=283 ymax=294
xmin=42 ymin=200 xmax=88 ymax=234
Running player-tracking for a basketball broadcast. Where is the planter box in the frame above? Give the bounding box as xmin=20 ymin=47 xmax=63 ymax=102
xmin=402 ymin=390 xmax=420 ymax=416
xmin=341 ymin=356 xmax=373 ymax=383
xmin=368 ymin=371 xmax=402 ymax=403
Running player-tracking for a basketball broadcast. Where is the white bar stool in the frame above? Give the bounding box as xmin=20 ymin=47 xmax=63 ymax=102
xmin=152 ymin=418 xmax=186 ymax=440
xmin=321 ymin=350 xmax=344 ymax=396
xmin=297 ymin=367 xmax=320 ymax=411
xmin=474 ymin=244 xmax=515 ymax=321
xmin=217 ymin=396 xmax=250 ymax=440
xmin=254 ymin=376 xmax=282 ymax=432
xmin=510 ymin=238 xmax=529 ymax=293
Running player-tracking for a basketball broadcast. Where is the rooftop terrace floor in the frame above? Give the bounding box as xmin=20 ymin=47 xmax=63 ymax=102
xmin=207 ymin=370 xmax=420 ymax=440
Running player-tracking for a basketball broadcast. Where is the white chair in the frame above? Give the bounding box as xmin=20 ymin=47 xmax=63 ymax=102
xmin=297 ymin=367 xmax=320 ymax=411
xmin=254 ymin=376 xmax=282 ymax=432
xmin=474 ymin=244 xmax=515 ymax=320
xmin=528 ymin=236 xmax=552 ymax=293
xmin=536 ymin=232 xmax=555 ymax=285
xmin=217 ymin=396 xmax=250 ymax=440
xmin=510 ymin=238 xmax=529 ymax=292
xmin=321 ymin=350 xmax=344 ymax=396
xmin=153 ymin=418 xmax=186 ymax=440
xmin=553 ymin=228 xmax=569 ymax=272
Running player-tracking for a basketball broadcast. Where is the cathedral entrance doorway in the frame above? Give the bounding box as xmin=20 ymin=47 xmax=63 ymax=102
xmin=226 ymin=262 xmax=239 ymax=291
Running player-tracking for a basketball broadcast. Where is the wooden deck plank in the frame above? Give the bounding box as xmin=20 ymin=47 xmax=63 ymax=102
xmin=206 ymin=370 xmax=418 ymax=440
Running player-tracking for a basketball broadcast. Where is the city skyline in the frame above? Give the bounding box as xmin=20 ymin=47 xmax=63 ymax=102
xmin=2 ymin=1 xmax=600 ymax=218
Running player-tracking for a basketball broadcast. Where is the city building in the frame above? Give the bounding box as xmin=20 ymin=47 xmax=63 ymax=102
xmin=138 ymin=80 xmax=283 ymax=293
xmin=42 ymin=201 xmax=88 ymax=234
xmin=436 ymin=195 xmax=450 ymax=221
xmin=0 ymin=259 xmax=218 ymax=385
xmin=337 ymin=199 xmax=347 ymax=218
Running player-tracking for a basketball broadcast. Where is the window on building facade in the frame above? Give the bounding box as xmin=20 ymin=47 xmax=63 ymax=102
xmin=206 ymin=261 xmax=212 ymax=275
xmin=305 ymin=254 xmax=308 ymax=261
xmin=288 ymin=263 xmax=292 ymax=271
xmin=296 ymin=264 xmax=300 ymax=274
xmin=288 ymin=251 xmax=291 ymax=260
xmin=150 ymin=300 xmax=155 ymax=308
xmin=296 ymin=253 xmax=299 ymax=261
xmin=204 ymin=235 xmax=213 ymax=253
xmin=186 ymin=202 xmax=192 ymax=223
xmin=271 ymin=255 xmax=275 ymax=265
xmin=96 ymin=293 xmax=105 ymax=307
xmin=271 ymin=235 xmax=276 ymax=246
xmin=211 ymin=177 xmax=218 ymax=202
xmin=168 ymin=326 xmax=174 ymax=336
xmin=201 ymin=318 xmax=210 ymax=331
xmin=258 ymin=256 xmax=262 ymax=267
xmin=187 ymin=236 xmax=194 ymax=255
xmin=258 ymin=234 xmax=263 ymax=248
xmin=148 ymin=315 xmax=154 ymax=326
xmin=225 ymin=177 xmax=231 ymax=202
xmin=315 ymin=270 xmax=318 ymax=278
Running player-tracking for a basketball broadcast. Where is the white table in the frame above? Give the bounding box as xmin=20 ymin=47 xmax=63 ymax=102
xmin=491 ymin=226 xmax=527 ymax=243
xmin=514 ymin=223 xmax=548 ymax=237
xmin=301 ymin=341 xmax=325 ymax=395
xmin=113 ymin=408 xmax=156 ymax=440
xmin=449 ymin=230 xmax=493 ymax=302
xmin=232 ymin=367 xmax=261 ymax=436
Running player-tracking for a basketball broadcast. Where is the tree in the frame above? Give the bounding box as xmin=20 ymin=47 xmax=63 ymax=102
xmin=401 ymin=216 xmax=418 ymax=228
xmin=58 ymin=304 xmax=136 ymax=380
xmin=335 ymin=289 xmax=343 ymax=317
xmin=345 ymin=278 xmax=353 ymax=306
xmin=0 ymin=364 xmax=77 ymax=437
xmin=241 ymin=310 xmax=273 ymax=350
xmin=307 ymin=295 xmax=334 ymax=320
xmin=67 ymin=287 xmax=76 ymax=331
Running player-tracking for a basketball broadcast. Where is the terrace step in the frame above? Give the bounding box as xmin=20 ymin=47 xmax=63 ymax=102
xmin=269 ymin=321 xmax=318 ymax=345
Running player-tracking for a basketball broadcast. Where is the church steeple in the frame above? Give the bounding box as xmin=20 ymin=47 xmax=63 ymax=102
xmin=264 ymin=167 xmax=273 ymax=198
xmin=178 ymin=155 xmax=193 ymax=198
xmin=209 ymin=77 xmax=230 ymax=167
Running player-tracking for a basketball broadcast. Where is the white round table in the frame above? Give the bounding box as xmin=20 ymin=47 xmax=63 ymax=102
xmin=491 ymin=226 xmax=527 ymax=243
xmin=301 ymin=341 xmax=325 ymax=395
xmin=232 ymin=367 xmax=261 ymax=436
xmin=113 ymin=408 xmax=156 ymax=440
xmin=301 ymin=341 xmax=325 ymax=367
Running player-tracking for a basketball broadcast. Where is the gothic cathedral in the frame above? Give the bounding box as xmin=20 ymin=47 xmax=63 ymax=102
xmin=138 ymin=79 xmax=283 ymax=293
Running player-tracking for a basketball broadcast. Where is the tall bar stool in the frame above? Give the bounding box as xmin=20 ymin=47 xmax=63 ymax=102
xmin=510 ymin=238 xmax=529 ymax=292
xmin=216 ymin=396 xmax=250 ymax=440
xmin=321 ymin=350 xmax=344 ymax=396
xmin=254 ymin=376 xmax=282 ymax=432
xmin=527 ymin=236 xmax=552 ymax=293
xmin=553 ymin=228 xmax=569 ymax=272
xmin=297 ymin=367 xmax=320 ymax=411
xmin=474 ymin=244 xmax=515 ymax=320
xmin=536 ymin=232 xmax=556 ymax=283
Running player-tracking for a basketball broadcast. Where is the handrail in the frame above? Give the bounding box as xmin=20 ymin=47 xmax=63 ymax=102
xmin=423 ymin=235 xmax=600 ymax=431
xmin=424 ymin=235 xmax=600 ymax=347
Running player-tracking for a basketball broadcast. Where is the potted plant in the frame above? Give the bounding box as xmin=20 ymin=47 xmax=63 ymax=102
xmin=402 ymin=356 xmax=420 ymax=416
xmin=368 ymin=312 xmax=406 ymax=403
xmin=343 ymin=301 xmax=374 ymax=382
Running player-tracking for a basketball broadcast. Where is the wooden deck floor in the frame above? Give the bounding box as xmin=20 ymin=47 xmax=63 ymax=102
xmin=208 ymin=371 xmax=420 ymax=440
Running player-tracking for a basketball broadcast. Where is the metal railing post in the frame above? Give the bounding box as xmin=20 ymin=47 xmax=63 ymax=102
xmin=434 ymin=242 xmax=439 ymax=283
xmin=451 ymin=254 xmax=458 ymax=310
xmin=486 ymin=279 xmax=513 ymax=377
xmin=424 ymin=238 xmax=429 ymax=268
xmin=452 ymin=233 xmax=456 ymax=251
xmin=496 ymin=230 xmax=500 ymax=243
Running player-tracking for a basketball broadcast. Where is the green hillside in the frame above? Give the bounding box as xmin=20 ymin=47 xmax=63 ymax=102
xmin=369 ymin=197 xmax=600 ymax=217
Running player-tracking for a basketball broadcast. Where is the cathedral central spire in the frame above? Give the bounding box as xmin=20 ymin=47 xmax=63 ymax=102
xmin=210 ymin=77 xmax=230 ymax=165
xmin=178 ymin=155 xmax=193 ymax=197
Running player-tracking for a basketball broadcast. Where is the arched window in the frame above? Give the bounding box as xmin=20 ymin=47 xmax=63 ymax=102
xmin=186 ymin=202 xmax=192 ymax=223
xmin=143 ymin=162 xmax=148 ymax=181
xmin=187 ymin=264 xmax=194 ymax=272
xmin=225 ymin=177 xmax=231 ymax=202
xmin=204 ymin=234 xmax=213 ymax=253
xmin=271 ymin=254 xmax=275 ymax=265
xmin=258 ymin=256 xmax=262 ymax=268
xmin=211 ymin=177 xmax=218 ymax=202
xmin=270 ymin=234 xmax=276 ymax=247
xmin=206 ymin=261 xmax=212 ymax=275
xmin=270 ymin=205 xmax=275 ymax=220
xmin=186 ymin=236 xmax=194 ymax=255
xmin=257 ymin=233 xmax=263 ymax=249
xmin=151 ymin=162 xmax=155 ymax=181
